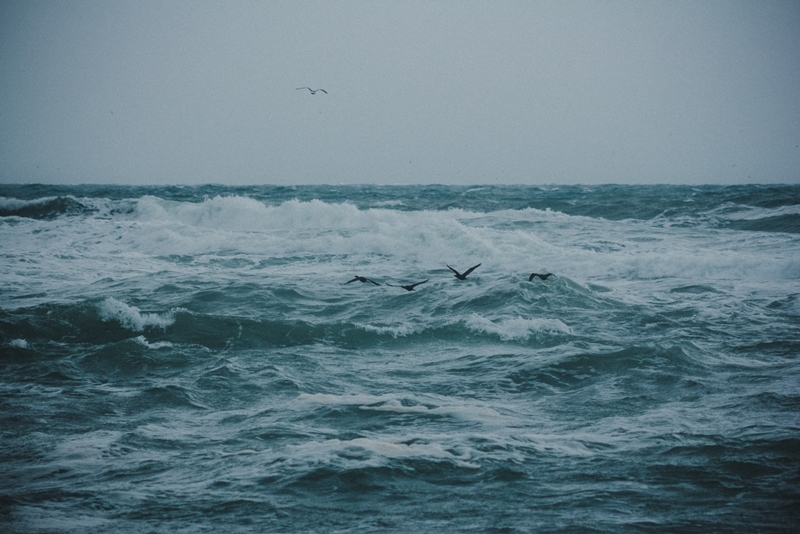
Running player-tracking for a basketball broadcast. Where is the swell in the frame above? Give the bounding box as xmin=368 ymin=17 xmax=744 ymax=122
xmin=0 ymin=196 xmax=95 ymax=220
xmin=0 ymin=298 xmax=573 ymax=354
xmin=4 ymin=183 xmax=798 ymax=222
xmin=724 ymin=213 xmax=800 ymax=234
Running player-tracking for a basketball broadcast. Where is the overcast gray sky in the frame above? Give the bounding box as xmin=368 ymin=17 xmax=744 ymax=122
xmin=1 ymin=0 xmax=798 ymax=186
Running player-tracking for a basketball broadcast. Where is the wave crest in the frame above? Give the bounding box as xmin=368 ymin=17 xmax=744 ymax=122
xmin=0 ymin=196 xmax=94 ymax=220
xmin=464 ymin=313 xmax=571 ymax=341
xmin=97 ymin=298 xmax=176 ymax=332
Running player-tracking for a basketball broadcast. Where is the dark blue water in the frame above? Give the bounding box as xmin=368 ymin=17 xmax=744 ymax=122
xmin=1 ymin=184 xmax=799 ymax=532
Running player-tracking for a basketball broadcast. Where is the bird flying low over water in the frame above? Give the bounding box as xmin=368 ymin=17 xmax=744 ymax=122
xmin=296 ymin=87 xmax=327 ymax=94
xmin=387 ymin=280 xmax=429 ymax=291
xmin=345 ymin=276 xmax=380 ymax=286
xmin=529 ymin=273 xmax=555 ymax=281
xmin=447 ymin=264 xmax=481 ymax=280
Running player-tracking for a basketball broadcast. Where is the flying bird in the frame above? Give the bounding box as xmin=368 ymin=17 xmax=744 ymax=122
xmin=387 ymin=280 xmax=429 ymax=292
xmin=447 ymin=263 xmax=481 ymax=280
xmin=529 ymin=273 xmax=555 ymax=281
xmin=345 ymin=276 xmax=380 ymax=286
xmin=296 ymin=87 xmax=327 ymax=95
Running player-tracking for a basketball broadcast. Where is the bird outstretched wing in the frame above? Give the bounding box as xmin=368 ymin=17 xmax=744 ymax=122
xmin=388 ymin=279 xmax=428 ymax=291
xmin=346 ymin=276 xmax=380 ymax=285
xmin=447 ymin=263 xmax=480 ymax=279
xmin=462 ymin=263 xmax=481 ymax=277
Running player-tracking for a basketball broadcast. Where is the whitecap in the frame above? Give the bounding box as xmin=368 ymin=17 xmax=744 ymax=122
xmin=296 ymin=392 xmax=395 ymax=406
xmin=360 ymin=399 xmax=503 ymax=422
xmin=97 ymin=297 xmax=176 ymax=332
xmin=133 ymin=335 xmax=174 ymax=349
xmin=297 ymin=393 xmax=504 ymax=423
xmin=288 ymin=437 xmax=480 ymax=469
xmin=464 ymin=313 xmax=571 ymax=341
xmin=355 ymin=322 xmax=424 ymax=338
xmin=0 ymin=196 xmax=49 ymax=211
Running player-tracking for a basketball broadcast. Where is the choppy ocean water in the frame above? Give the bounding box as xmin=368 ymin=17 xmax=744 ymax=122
xmin=1 ymin=184 xmax=799 ymax=533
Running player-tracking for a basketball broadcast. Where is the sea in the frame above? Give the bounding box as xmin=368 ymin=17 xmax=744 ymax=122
xmin=1 ymin=183 xmax=798 ymax=533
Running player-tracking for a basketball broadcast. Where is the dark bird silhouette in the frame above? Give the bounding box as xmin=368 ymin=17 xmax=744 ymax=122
xmin=296 ymin=87 xmax=327 ymax=95
xmin=387 ymin=280 xmax=429 ymax=291
xmin=447 ymin=263 xmax=481 ymax=280
xmin=529 ymin=273 xmax=555 ymax=281
xmin=345 ymin=276 xmax=380 ymax=286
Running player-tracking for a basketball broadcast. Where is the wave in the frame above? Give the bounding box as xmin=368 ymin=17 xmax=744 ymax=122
xmin=97 ymin=297 xmax=177 ymax=332
xmin=463 ymin=313 xmax=571 ymax=340
xmin=122 ymin=194 xmax=519 ymax=268
xmin=133 ymin=195 xmax=380 ymax=232
xmin=355 ymin=322 xmax=426 ymax=338
xmin=699 ymin=202 xmax=800 ymax=234
xmin=297 ymin=392 xmax=503 ymax=422
xmin=285 ymin=437 xmax=480 ymax=469
xmin=2 ymin=187 xmax=798 ymax=325
xmin=120 ymin=194 xmax=799 ymax=281
xmin=1 ymin=294 xmax=575 ymax=356
xmin=725 ymin=213 xmax=800 ymax=234
xmin=0 ymin=196 xmax=95 ymax=220
xmin=133 ymin=335 xmax=174 ymax=350
xmin=0 ymin=300 xmax=181 ymax=349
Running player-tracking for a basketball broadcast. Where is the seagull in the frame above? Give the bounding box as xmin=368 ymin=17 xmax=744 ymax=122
xmin=529 ymin=273 xmax=555 ymax=281
xmin=447 ymin=263 xmax=481 ymax=280
xmin=345 ymin=276 xmax=380 ymax=286
xmin=387 ymin=280 xmax=429 ymax=291
xmin=296 ymin=87 xmax=327 ymax=95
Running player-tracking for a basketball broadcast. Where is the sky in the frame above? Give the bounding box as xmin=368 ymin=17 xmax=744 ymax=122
xmin=1 ymin=1 xmax=799 ymax=186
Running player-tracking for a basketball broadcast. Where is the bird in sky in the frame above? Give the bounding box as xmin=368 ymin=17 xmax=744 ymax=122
xmin=447 ymin=264 xmax=481 ymax=280
xmin=529 ymin=273 xmax=555 ymax=281
xmin=296 ymin=87 xmax=327 ymax=95
xmin=387 ymin=280 xmax=429 ymax=291
xmin=345 ymin=276 xmax=380 ymax=286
